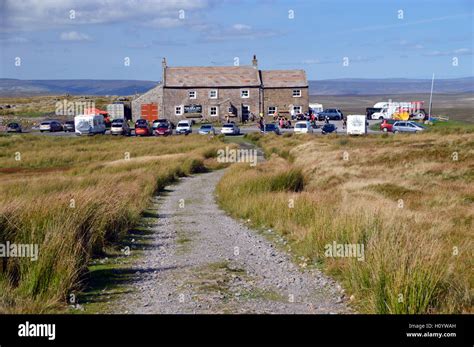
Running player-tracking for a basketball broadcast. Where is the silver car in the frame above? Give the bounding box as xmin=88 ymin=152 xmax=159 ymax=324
xmin=392 ymin=121 xmax=425 ymax=134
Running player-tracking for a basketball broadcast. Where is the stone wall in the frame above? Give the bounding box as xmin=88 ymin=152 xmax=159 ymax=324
xmin=131 ymin=83 xmax=163 ymax=121
xmin=162 ymin=87 xmax=260 ymax=122
xmin=262 ymin=87 xmax=309 ymax=117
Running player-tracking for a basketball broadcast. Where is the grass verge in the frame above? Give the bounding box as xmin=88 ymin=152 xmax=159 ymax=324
xmin=0 ymin=134 xmax=227 ymax=313
xmin=216 ymin=132 xmax=473 ymax=313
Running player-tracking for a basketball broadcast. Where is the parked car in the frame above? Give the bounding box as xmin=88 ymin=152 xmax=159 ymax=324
xmin=220 ymin=123 xmax=240 ymax=135
xmin=198 ymin=124 xmax=216 ymax=135
xmin=134 ymin=119 xmax=152 ymax=136
xmin=261 ymin=123 xmax=281 ymax=135
xmin=154 ymin=122 xmax=173 ymax=136
xmin=392 ymin=121 xmax=426 ymax=134
xmin=152 ymin=119 xmax=174 ymax=132
xmin=63 ymin=120 xmax=75 ymax=132
xmin=317 ymin=109 xmax=343 ymax=121
xmin=294 ymin=121 xmax=313 ymax=134
xmin=40 ymin=120 xmax=62 ymax=132
xmin=321 ymin=123 xmax=337 ymax=134
xmin=74 ymin=114 xmax=106 ymax=135
xmin=380 ymin=119 xmax=397 ymax=132
xmin=176 ymin=120 xmax=192 ymax=135
xmin=6 ymin=122 xmax=22 ymax=133
xmin=110 ymin=118 xmax=131 ymax=136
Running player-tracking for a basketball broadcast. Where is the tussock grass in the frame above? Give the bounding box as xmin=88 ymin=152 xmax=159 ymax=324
xmin=0 ymin=135 xmax=226 ymax=313
xmin=216 ymin=132 xmax=473 ymax=313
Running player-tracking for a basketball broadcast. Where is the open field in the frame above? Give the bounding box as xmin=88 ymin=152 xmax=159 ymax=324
xmin=0 ymin=134 xmax=227 ymax=313
xmin=216 ymin=132 xmax=473 ymax=313
xmin=311 ymin=93 xmax=474 ymax=123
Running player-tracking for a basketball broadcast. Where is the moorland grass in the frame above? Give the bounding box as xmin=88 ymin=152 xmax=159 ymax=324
xmin=0 ymin=134 xmax=226 ymax=313
xmin=216 ymin=132 xmax=473 ymax=313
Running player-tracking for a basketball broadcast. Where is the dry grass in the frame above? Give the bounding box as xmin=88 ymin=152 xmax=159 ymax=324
xmin=216 ymin=132 xmax=473 ymax=313
xmin=0 ymin=134 xmax=227 ymax=313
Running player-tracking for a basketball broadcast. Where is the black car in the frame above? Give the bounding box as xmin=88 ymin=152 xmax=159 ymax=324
xmin=321 ymin=123 xmax=337 ymax=134
xmin=261 ymin=123 xmax=281 ymax=135
xmin=63 ymin=121 xmax=75 ymax=132
xmin=6 ymin=122 xmax=22 ymax=133
xmin=317 ymin=109 xmax=343 ymax=121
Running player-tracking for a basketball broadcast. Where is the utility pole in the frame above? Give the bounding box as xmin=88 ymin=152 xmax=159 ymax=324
xmin=428 ymin=73 xmax=435 ymax=121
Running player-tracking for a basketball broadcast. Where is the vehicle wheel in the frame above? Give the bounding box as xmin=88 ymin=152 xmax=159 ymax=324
xmin=394 ymin=130 xmax=399 ymax=134
xmin=379 ymin=116 xmax=384 ymax=120
xmin=383 ymin=128 xmax=388 ymax=132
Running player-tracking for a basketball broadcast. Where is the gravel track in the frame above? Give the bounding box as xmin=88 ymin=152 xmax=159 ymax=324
xmin=112 ymin=169 xmax=351 ymax=314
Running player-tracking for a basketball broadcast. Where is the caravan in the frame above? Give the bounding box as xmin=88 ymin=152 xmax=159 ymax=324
xmin=74 ymin=114 xmax=106 ymax=135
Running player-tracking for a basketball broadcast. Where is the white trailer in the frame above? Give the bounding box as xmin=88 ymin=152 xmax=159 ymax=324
xmin=346 ymin=115 xmax=367 ymax=135
xmin=74 ymin=114 xmax=106 ymax=135
xmin=107 ymin=103 xmax=124 ymax=120
xmin=309 ymin=103 xmax=323 ymax=114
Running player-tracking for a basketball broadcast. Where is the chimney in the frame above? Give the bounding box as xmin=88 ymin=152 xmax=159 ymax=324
xmin=162 ymin=57 xmax=167 ymax=85
xmin=252 ymin=54 xmax=258 ymax=68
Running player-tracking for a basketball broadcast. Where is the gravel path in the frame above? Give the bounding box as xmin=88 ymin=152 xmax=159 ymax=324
xmin=112 ymin=170 xmax=351 ymax=314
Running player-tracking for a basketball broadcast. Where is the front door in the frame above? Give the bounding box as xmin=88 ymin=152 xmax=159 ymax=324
xmin=242 ymin=105 xmax=250 ymax=123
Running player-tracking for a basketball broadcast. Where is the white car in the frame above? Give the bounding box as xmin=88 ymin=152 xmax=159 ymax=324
xmin=220 ymin=123 xmax=240 ymax=135
xmin=175 ymin=120 xmax=192 ymax=135
xmin=294 ymin=121 xmax=313 ymax=134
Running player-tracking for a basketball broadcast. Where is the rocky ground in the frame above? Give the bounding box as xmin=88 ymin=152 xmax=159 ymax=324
xmin=107 ymin=169 xmax=351 ymax=314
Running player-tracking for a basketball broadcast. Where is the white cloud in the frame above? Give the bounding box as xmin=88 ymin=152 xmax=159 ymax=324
xmin=60 ymin=31 xmax=91 ymax=41
xmin=2 ymin=0 xmax=214 ymax=32
xmin=202 ymin=23 xmax=280 ymax=42
xmin=423 ymin=48 xmax=472 ymax=56
xmin=232 ymin=24 xmax=252 ymax=31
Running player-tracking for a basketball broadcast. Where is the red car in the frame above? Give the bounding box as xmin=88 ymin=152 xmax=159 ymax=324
xmin=380 ymin=119 xmax=397 ymax=132
xmin=154 ymin=123 xmax=172 ymax=136
xmin=135 ymin=119 xmax=152 ymax=136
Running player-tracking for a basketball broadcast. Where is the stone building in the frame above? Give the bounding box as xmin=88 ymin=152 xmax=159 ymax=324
xmin=132 ymin=56 xmax=308 ymax=123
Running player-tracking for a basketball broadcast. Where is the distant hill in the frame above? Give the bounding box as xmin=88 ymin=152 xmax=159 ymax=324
xmin=0 ymin=79 xmax=158 ymax=97
xmin=0 ymin=77 xmax=472 ymax=97
xmin=309 ymin=77 xmax=474 ymax=95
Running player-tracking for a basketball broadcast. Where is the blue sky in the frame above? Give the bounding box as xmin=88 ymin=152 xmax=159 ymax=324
xmin=0 ymin=0 xmax=473 ymax=80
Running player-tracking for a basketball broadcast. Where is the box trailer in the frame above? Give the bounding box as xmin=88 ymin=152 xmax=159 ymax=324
xmin=107 ymin=103 xmax=132 ymax=121
xmin=346 ymin=115 xmax=367 ymax=135
xmin=74 ymin=114 xmax=106 ymax=135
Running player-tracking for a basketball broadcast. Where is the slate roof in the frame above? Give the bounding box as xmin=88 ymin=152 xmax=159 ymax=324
xmin=261 ymin=70 xmax=308 ymax=88
xmin=165 ymin=66 xmax=261 ymax=87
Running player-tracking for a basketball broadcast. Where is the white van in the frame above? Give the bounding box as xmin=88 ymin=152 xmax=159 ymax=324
xmin=175 ymin=120 xmax=192 ymax=135
xmin=74 ymin=114 xmax=106 ymax=135
xmin=346 ymin=115 xmax=367 ymax=135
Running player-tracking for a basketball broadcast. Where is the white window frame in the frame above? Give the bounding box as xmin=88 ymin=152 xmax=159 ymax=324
xmin=240 ymin=89 xmax=249 ymax=98
xmin=188 ymin=90 xmax=197 ymax=99
xmin=293 ymin=106 xmax=302 ymax=114
xmin=209 ymin=106 xmax=219 ymax=117
xmin=175 ymin=105 xmax=183 ymax=116
xmin=292 ymin=89 xmax=302 ymax=97
xmin=268 ymin=106 xmax=277 ymax=116
xmin=209 ymin=89 xmax=218 ymax=99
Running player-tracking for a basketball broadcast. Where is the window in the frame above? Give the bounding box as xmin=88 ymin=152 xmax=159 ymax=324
xmin=292 ymin=89 xmax=302 ymax=97
xmin=293 ymin=106 xmax=302 ymax=114
xmin=209 ymin=90 xmax=218 ymax=99
xmin=188 ymin=90 xmax=196 ymax=99
xmin=175 ymin=106 xmax=183 ymax=116
xmin=209 ymin=106 xmax=218 ymax=117
xmin=241 ymin=89 xmax=249 ymax=98
xmin=268 ymin=106 xmax=277 ymax=115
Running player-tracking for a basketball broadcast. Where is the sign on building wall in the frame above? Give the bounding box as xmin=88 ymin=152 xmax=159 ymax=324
xmin=184 ymin=105 xmax=202 ymax=113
